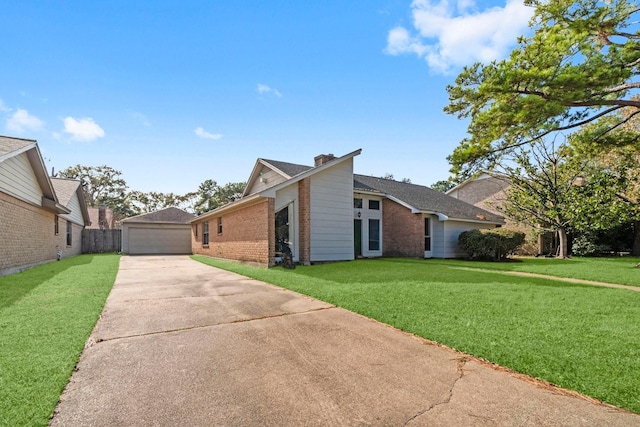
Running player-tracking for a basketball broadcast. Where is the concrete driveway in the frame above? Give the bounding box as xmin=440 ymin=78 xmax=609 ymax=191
xmin=50 ymin=255 xmax=639 ymax=426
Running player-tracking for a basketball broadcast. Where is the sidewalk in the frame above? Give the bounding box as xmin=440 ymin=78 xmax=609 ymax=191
xmin=50 ymin=256 xmax=640 ymax=426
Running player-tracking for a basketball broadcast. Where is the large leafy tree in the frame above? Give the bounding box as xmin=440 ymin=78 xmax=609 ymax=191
xmin=445 ymin=0 xmax=640 ymax=179
xmin=128 ymin=191 xmax=197 ymax=214
xmin=568 ymin=106 xmax=640 ymax=254
xmin=58 ymin=165 xmax=134 ymax=217
xmin=193 ymin=180 xmax=246 ymax=215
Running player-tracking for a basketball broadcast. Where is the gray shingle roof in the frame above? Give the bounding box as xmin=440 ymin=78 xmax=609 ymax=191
xmin=0 ymin=135 xmax=36 ymax=158
xmin=260 ymin=159 xmax=313 ymax=178
xmin=354 ymin=174 xmax=503 ymax=223
xmin=122 ymin=207 xmax=196 ymax=223
xmin=50 ymin=178 xmax=81 ymax=207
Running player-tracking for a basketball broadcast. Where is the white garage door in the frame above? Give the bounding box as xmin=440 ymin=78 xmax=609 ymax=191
xmin=128 ymin=227 xmax=192 ymax=255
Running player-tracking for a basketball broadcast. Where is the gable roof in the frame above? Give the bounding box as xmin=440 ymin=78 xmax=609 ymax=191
xmin=194 ymin=150 xmax=362 ymax=222
xmin=0 ymin=135 xmax=69 ymax=214
xmin=354 ymin=175 xmax=504 ymax=224
xmin=122 ymin=207 xmax=196 ymax=224
xmin=51 ymin=177 xmax=91 ymax=225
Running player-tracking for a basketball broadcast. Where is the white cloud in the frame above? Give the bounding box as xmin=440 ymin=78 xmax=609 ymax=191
xmin=6 ymin=109 xmax=44 ymax=133
xmin=194 ymin=127 xmax=223 ymax=140
xmin=257 ymin=83 xmax=282 ymax=97
xmin=131 ymin=111 xmax=151 ymax=127
xmin=0 ymin=99 xmax=11 ymax=113
xmin=386 ymin=0 xmax=533 ymax=73
xmin=63 ymin=117 xmax=105 ymax=141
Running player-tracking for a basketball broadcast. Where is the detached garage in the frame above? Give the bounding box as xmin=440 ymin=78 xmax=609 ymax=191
xmin=121 ymin=207 xmax=195 ymax=255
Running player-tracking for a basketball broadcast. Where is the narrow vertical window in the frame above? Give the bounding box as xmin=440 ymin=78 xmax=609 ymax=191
xmin=424 ymin=218 xmax=431 ymax=251
xmin=368 ymin=219 xmax=380 ymax=251
xmin=203 ymin=221 xmax=209 ymax=245
xmin=217 ymin=217 xmax=223 ymax=234
xmin=193 ymin=223 xmax=198 ymax=237
xmin=66 ymin=221 xmax=72 ymax=246
xmin=54 ymin=215 xmax=59 ymax=235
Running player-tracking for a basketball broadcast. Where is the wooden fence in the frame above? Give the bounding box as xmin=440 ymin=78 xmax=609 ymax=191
xmin=82 ymin=229 xmax=121 ymax=254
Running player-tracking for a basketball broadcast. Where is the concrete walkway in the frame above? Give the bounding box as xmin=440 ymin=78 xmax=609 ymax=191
xmin=50 ymin=256 xmax=639 ymax=426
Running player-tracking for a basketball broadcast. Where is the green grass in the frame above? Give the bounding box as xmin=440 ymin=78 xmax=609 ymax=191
xmin=0 ymin=254 xmax=121 ymax=427
xmin=433 ymin=256 xmax=640 ymax=286
xmin=192 ymin=255 xmax=640 ymax=414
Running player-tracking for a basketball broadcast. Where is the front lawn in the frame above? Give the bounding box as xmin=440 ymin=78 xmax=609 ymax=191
xmin=193 ymin=255 xmax=640 ymax=414
xmin=434 ymin=256 xmax=640 ymax=286
xmin=0 ymin=254 xmax=121 ymax=427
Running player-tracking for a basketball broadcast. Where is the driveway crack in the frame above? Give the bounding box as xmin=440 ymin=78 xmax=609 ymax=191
xmin=403 ymin=356 xmax=469 ymax=426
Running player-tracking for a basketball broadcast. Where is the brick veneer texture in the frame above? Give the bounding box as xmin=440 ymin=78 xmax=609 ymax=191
xmin=382 ymin=199 xmax=424 ymax=258
xmin=298 ymin=178 xmax=311 ymax=265
xmin=192 ymin=199 xmax=273 ymax=266
xmin=1 ymin=191 xmax=58 ymax=274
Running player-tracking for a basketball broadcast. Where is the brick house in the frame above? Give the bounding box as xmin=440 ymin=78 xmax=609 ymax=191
xmin=191 ymin=150 xmax=503 ymax=266
xmin=1 ymin=136 xmax=89 ymax=276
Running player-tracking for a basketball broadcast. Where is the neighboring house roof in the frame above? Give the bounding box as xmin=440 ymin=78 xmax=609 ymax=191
xmin=354 ymin=175 xmax=504 ymax=224
xmin=0 ymin=135 xmax=69 ymax=214
xmin=122 ymin=207 xmax=196 ymax=224
xmin=51 ymin=177 xmax=91 ymax=226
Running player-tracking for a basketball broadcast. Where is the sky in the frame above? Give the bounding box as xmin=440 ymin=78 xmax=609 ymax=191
xmin=0 ymin=0 xmax=533 ymax=195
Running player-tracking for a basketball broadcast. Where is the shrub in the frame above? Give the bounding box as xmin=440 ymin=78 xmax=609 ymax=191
xmin=459 ymin=228 xmax=526 ymax=261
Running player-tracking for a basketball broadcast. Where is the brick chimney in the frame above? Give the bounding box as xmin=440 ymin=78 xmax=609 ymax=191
xmin=314 ymin=153 xmax=336 ymax=167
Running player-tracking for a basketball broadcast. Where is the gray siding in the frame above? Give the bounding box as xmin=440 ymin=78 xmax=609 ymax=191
xmin=310 ymin=159 xmax=354 ymax=261
xmin=0 ymin=153 xmax=41 ymax=206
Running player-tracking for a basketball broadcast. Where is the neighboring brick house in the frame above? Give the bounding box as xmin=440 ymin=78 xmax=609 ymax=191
xmin=446 ymin=173 xmax=543 ymax=255
xmin=86 ymin=205 xmax=117 ymax=230
xmin=0 ymin=136 xmax=89 ymax=276
xmin=191 ymin=150 xmax=504 ymax=266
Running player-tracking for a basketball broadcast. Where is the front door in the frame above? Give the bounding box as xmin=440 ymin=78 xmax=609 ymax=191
xmin=354 ymin=219 xmax=362 ymax=258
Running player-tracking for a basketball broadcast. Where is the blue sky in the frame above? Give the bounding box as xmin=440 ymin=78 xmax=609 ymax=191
xmin=1 ymin=0 xmax=532 ymax=194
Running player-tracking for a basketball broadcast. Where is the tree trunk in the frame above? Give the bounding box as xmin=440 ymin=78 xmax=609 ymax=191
xmin=632 ymin=220 xmax=640 ymax=257
xmin=557 ymin=228 xmax=569 ymax=258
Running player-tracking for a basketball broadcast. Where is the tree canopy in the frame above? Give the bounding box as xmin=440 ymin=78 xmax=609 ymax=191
xmin=445 ymin=0 xmax=640 ymax=179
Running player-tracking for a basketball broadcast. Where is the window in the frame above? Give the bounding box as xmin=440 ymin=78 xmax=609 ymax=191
xmin=54 ymin=216 xmax=59 ymax=235
xmin=203 ymin=221 xmax=209 ymax=245
xmin=368 ymin=200 xmax=380 ymax=210
xmin=193 ymin=223 xmax=198 ymax=237
xmin=217 ymin=217 xmax=223 ymax=234
xmin=424 ymin=218 xmax=431 ymax=251
xmin=368 ymin=219 xmax=380 ymax=251
xmin=66 ymin=221 xmax=72 ymax=246
xmin=353 ymin=198 xmax=363 ymax=209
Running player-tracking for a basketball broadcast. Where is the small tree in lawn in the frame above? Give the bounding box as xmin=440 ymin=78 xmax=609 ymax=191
xmin=496 ymin=140 xmax=584 ymax=258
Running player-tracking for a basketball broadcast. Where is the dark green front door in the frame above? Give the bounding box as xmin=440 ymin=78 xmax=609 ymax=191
xmin=354 ymin=219 xmax=362 ymax=257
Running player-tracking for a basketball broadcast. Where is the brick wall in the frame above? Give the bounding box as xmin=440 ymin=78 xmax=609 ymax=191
xmin=382 ymin=199 xmax=424 ymax=258
xmin=0 ymin=191 xmax=59 ymax=276
xmin=298 ymin=178 xmax=311 ymax=265
xmin=192 ymin=198 xmax=273 ymax=266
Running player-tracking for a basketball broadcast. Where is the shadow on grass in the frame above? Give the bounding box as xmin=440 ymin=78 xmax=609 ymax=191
xmin=0 ymin=255 xmax=95 ymax=310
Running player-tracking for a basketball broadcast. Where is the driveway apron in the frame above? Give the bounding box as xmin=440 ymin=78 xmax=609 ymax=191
xmin=50 ymin=255 xmax=639 ymax=426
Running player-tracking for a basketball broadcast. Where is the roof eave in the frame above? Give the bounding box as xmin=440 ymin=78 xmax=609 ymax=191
xmin=190 ymin=193 xmax=265 ymax=222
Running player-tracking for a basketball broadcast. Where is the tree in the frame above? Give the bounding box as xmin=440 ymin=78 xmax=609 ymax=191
xmin=445 ymin=0 xmax=640 ymax=179
xmin=193 ymin=180 xmax=246 ymax=215
xmin=568 ymin=107 xmax=640 ymax=254
xmin=58 ymin=165 xmax=134 ymax=217
xmin=128 ymin=191 xmax=197 ymax=214
xmin=380 ymin=173 xmax=411 ymax=183
xmin=430 ymin=179 xmax=455 ymax=193
xmin=496 ymin=140 xmax=593 ymax=258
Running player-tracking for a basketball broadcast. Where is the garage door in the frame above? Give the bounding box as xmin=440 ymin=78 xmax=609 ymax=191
xmin=128 ymin=227 xmax=192 ymax=255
